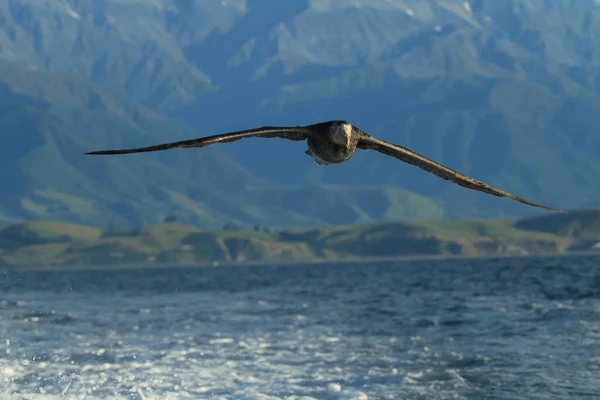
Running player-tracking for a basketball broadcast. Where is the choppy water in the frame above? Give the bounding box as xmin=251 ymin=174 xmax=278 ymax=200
xmin=1 ymin=255 xmax=600 ymax=399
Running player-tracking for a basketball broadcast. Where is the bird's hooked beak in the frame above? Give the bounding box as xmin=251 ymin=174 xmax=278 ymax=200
xmin=336 ymin=122 xmax=353 ymax=149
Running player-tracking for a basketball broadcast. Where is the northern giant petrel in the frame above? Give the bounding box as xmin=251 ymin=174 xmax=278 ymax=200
xmin=86 ymin=120 xmax=565 ymax=213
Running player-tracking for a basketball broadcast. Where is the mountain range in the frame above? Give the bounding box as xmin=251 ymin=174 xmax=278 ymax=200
xmin=0 ymin=0 xmax=599 ymax=228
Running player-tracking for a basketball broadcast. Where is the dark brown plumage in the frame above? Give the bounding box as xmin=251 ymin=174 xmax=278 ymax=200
xmin=86 ymin=120 xmax=565 ymax=213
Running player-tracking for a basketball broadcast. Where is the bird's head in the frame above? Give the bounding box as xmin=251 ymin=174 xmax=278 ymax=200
xmin=329 ymin=121 xmax=353 ymax=149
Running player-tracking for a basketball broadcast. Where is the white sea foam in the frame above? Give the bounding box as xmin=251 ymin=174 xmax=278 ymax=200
xmin=2 ymin=257 xmax=600 ymax=398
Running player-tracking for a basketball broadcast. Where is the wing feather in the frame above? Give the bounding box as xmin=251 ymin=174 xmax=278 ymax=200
xmin=86 ymin=126 xmax=313 ymax=155
xmin=357 ymin=133 xmax=565 ymax=213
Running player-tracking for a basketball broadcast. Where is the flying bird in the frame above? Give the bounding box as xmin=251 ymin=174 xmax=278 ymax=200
xmin=86 ymin=120 xmax=565 ymax=213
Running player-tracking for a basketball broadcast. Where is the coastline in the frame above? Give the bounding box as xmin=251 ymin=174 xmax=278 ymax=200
xmin=5 ymin=250 xmax=599 ymax=273
xmin=1 ymin=209 xmax=599 ymax=272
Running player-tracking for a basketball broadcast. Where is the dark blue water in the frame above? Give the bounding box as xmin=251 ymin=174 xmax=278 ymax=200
xmin=1 ymin=255 xmax=600 ymax=399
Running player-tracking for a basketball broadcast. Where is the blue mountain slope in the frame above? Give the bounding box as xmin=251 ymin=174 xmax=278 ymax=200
xmin=0 ymin=59 xmax=443 ymax=227
xmin=0 ymin=0 xmax=599 ymax=224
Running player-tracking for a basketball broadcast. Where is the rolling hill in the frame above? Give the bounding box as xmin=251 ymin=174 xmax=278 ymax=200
xmin=2 ymin=207 xmax=600 ymax=268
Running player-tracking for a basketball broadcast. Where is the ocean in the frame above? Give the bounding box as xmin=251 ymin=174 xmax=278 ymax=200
xmin=1 ymin=255 xmax=600 ymax=399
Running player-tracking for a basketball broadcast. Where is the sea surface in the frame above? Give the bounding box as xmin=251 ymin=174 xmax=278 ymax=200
xmin=1 ymin=255 xmax=600 ymax=399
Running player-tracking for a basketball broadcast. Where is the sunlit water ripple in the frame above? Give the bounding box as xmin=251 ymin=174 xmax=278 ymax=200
xmin=1 ymin=255 xmax=600 ymax=399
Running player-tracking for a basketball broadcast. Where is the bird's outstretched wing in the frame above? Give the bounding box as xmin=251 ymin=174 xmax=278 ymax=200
xmin=357 ymin=133 xmax=565 ymax=213
xmin=85 ymin=126 xmax=313 ymax=155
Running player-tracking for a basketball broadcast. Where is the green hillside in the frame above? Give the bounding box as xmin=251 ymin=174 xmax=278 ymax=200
xmin=2 ymin=208 xmax=599 ymax=268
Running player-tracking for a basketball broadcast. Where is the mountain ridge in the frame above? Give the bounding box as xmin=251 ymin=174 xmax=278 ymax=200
xmin=0 ymin=0 xmax=598 ymax=225
xmin=0 ymin=58 xmax=444 ymax=228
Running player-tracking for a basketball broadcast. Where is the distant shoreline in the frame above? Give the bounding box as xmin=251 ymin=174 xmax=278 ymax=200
xmin=6 ymin=250 xmax=599 ymax=273
xmin=1 ymin=210 xmax=599 ymax=271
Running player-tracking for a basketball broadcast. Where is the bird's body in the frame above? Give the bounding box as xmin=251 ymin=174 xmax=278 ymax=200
xmin=305 ymin=121 xmax=357 ymax=165
xmin=86 ymin=120 xmax=565 ymax=213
